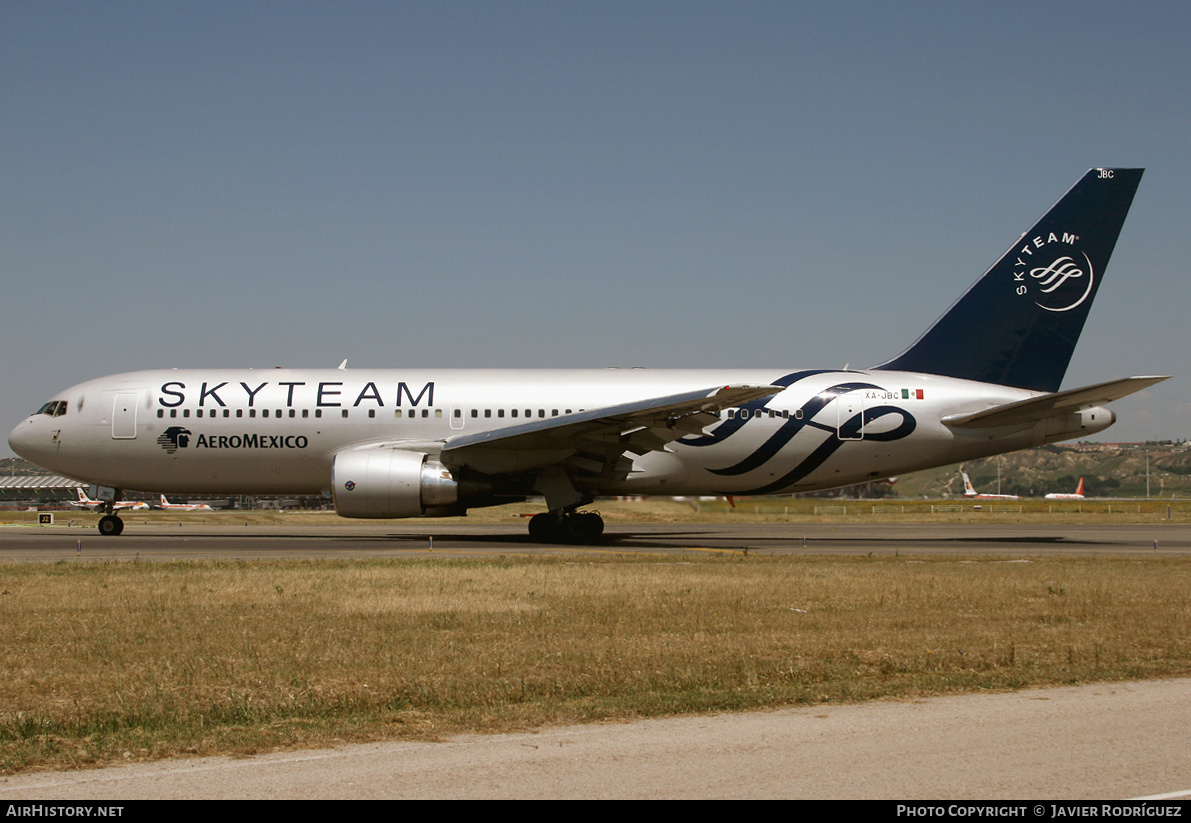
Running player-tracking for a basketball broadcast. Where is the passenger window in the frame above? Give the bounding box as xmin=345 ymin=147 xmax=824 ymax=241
xmin=341 ymin=410 xmax=349 ymax=418
xmin=157 ymin=409 xmax=164 ymax=418
xmin=183 ymin=409 xmax=190 ymax=418
xmin=498 ymin=409 xmax=505 ymax=418
xmin=395 ymin=410 xmax=403 ymax=418
xmin=368 ymin=409 xmax=376 ymax=418
xmin=262 ymin=409 xmax=269 ymax=418
xmin=249 ymin=409 xmax=255 ymax=418
xmin=236 ymin=409 xmax=244 ymax=418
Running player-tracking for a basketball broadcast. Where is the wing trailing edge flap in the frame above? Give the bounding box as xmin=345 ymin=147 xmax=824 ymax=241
xmin=441 ymin=383 xmax=782 ymax=476
xmin=942 ymin=375 xmax=1169 ymax=429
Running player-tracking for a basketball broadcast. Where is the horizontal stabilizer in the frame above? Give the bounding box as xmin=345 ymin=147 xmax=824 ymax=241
xmin=942 ymin=375 xmax=1169 ymax=429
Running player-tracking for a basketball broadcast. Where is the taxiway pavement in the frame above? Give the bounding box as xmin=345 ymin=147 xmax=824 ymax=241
xmin=0 ymin=521 xmax=1188 ymax=561
xmin=2 ymin=678 xmax=1189 ymax=799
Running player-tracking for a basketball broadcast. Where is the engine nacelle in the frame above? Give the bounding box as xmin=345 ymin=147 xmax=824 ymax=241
xmin=332 ymin=448 xmax=458 ymax=519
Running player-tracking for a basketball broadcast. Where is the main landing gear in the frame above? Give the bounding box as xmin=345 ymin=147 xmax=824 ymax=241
xmin=528 ymin=510 xmax=604 ymax=544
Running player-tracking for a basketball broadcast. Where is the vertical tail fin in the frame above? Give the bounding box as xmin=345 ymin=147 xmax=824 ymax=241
xmin=874 ymin=169 xmax=1144 ymax=392
xmin=961 ymin=472 xmax=976 ymax=496
xmin=1075 ymin=477 xmax=1085 ymax=496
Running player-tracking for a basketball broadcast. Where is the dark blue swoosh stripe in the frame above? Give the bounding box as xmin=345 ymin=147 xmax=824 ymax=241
xmin=680 ymin=370 xmax=847 ymax=448
xmin=717 ymin=406 xmax=917 ymax=495
xmin=708 ymin=381 xmax=884 ymax=476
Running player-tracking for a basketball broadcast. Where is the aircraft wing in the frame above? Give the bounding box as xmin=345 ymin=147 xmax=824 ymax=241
xmin=440 ymin=383 xmax=782 ymax=475
xmin=942 ymin=375 xmax=1169 ymax=429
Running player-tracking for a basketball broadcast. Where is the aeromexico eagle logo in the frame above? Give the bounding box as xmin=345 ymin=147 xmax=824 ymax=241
xmin=157 ymin=426 xmax=192 ymax=454
xmin=1012 ymin=230 xmax=1095 ymax=313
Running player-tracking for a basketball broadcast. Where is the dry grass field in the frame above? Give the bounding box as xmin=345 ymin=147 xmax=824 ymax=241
xmin=1 ymin=547 xmax=1189 ymax=774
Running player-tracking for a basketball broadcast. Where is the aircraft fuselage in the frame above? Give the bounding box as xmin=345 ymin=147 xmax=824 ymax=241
xmin=8 ymin=366 xmax=1109 ymax=501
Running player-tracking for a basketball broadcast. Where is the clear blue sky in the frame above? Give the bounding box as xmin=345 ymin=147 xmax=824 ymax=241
xmin=4 ymin=1 xmax=1189 ymax=456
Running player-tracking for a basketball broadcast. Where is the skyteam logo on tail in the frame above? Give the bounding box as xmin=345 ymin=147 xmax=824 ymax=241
xmin=157 ymin=426 xmax=192 ymax=453
xmin=1012 ymin=231 xmax=1095 ymax=313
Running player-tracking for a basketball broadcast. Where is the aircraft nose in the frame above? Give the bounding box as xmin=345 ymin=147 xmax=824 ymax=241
xmin=8 ymin=417 xmax=39 ymax=462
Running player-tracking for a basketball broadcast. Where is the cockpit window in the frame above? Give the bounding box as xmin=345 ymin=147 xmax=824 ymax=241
xmin=36 ymin=400 xmax=68 ymax=417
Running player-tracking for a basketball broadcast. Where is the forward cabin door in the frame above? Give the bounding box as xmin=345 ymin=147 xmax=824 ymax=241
xmin=112 ymin=393 xmax=139 ymax=439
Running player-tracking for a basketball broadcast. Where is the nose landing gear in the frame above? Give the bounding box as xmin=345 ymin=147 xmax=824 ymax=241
xmin=98 ymin=514 xmax=124 ymax=536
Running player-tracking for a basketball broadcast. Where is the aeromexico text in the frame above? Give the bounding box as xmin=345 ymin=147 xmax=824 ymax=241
xmin=158 ymin=380 xmax=435 ymax=409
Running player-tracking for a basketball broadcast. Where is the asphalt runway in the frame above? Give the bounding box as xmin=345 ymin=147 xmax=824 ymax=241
xmin=0 ymin=521 xmax=1189 ymax=561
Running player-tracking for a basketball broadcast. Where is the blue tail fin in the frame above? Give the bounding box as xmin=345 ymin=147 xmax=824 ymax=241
xmin=874 ymin=168 xmax=1143 ymax=392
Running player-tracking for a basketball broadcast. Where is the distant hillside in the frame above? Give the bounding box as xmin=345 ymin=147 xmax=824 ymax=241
xmin=893 ymin=443 xmax=1191 ymax=499
xmin=0 ymin=457 xmax=55 ymax=477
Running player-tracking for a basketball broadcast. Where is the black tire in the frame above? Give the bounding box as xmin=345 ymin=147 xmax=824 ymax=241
xmin=528 ymin=513 xmax=555 ymax=542
xmin=98 ymin=515 xmax=124 ymax=536
xmin=563 ymin=512 xmax=603 ymax=544
xmin=581 ymin=512 xmax=604 ymax=539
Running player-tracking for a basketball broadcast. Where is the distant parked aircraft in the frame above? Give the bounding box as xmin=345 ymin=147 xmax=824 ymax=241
xmin=158 ymin=494 xmax=213 ymax=511
xmin=70 ymin=488 xmax=149 ymax=512
xmin=1045 ymin=478 xmax=1086 ymax=500
xmin=960 ymin=471 xmax=1021 ymax=500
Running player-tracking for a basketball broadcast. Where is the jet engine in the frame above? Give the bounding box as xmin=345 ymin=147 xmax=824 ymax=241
xmin=332 ymin=448 xmax=459 ymax=518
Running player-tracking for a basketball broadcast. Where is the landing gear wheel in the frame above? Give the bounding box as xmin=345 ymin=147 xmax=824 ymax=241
xmin=529 ymin=513 xmax=555 ymax=542
xmin=565 ymin=512 xmax=604 ymax=542
xmin=528 ymin=511 xmax=604 ymax=544
xmin=98 ymin=515 xmax=124 ymax=536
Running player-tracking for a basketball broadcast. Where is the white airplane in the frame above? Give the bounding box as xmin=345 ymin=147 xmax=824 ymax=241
xmin=158 ymin=494 xmax=213 ymax=511
xmin=70 ymin=488 xmax=150 ymax=512
xmin=1045 ymin=478 xmax=1086 ymax=500
xmin=960 ymin=471 xmax=1021 ymax=500
xmin=8 ymin=169 xmax=1166 ymax=541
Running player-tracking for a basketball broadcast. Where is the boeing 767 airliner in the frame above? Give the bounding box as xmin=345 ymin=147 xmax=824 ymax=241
xmin=8 ymin=169 xmax=1165 ymax=542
